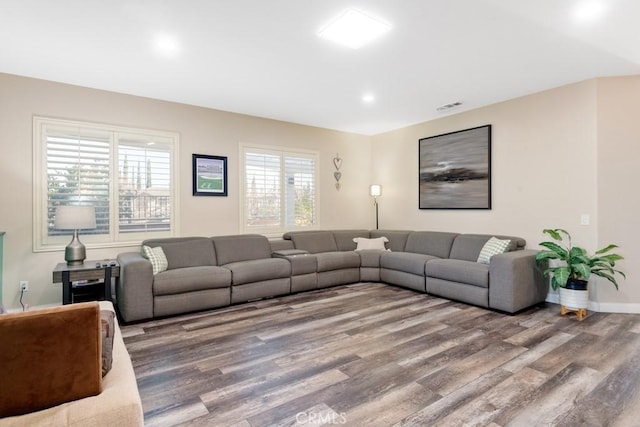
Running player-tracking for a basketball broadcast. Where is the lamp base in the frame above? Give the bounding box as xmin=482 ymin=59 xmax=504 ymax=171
xmin=64 ymin=230 xmax=86 ymax=266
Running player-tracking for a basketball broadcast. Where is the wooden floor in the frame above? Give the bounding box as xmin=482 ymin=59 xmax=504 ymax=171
xmin=121 ymin=283 xmax=640 ymax=427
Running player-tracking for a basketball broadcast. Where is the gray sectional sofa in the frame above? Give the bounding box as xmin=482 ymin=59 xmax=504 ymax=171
xmin=116 ymin=229 xmax=547 ymax=322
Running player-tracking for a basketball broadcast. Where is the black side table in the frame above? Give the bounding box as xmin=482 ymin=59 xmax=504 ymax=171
xmin=52 ymin=260 xmax=120 ymax=305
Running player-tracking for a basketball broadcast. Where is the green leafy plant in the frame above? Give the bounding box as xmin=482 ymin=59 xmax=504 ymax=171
xmin=535 ymin=228 xmax=625 ymax=290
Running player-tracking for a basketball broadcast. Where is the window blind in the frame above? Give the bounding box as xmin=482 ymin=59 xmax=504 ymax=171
xmin=34 ymin=116 xmax=179 ymax=250
xmin=243 ymin=147 xmax=317 ymax=233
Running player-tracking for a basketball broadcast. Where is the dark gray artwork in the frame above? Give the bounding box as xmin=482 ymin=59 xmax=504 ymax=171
xmin=419 ymin=125 xmax=491 ymax=209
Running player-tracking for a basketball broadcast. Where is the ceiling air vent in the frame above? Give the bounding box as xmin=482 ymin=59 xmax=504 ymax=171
xmin=436 ymin=101 xmax=462 ymax=112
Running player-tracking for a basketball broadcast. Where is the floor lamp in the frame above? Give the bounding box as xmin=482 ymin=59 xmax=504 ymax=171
xmin=370 ymin=184 xmax=381 ymax=230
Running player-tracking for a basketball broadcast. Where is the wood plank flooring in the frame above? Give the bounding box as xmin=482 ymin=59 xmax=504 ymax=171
xmin=121 ymin=283 xmax=640 ymax=426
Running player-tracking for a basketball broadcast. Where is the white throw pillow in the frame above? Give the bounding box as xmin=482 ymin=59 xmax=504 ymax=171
xmin=141 ymin=245 xmax=169 ymax=274
xmin=477 ymin=237 xmax=511 ymax=264
xmin=353 ymin=236 xmax=390 ymax=251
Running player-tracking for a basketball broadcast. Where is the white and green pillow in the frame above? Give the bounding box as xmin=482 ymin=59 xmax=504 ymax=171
xmin=141 ymin=245 xmax=168 ymax=274
xmin=477 ymin=237 xmax=511 ymax=264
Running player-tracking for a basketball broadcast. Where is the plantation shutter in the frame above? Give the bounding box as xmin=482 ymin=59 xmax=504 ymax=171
xmin=284 ymin=154 xmax=316 ymax=227
xmin=118 ymin=135 xmax=172 ymax=233
xmin=45 ymin=126 xmax=111 ymax=236
xmin=243 ymin=147 xmax=317 ymax=232
xmin=35 ymin=116 xmax=179 ymax=251
xmin=245 ymin=150 xmax=281 ymax=229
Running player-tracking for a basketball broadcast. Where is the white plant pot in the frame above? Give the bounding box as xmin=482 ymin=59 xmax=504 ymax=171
xmin=559 ymin=287 xmax=589 ymax=310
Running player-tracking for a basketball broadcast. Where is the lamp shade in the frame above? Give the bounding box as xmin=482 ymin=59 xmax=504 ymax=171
xmin=54 ymin=206 xmax=96 ymax=230
xmin=370 ymin=184 xmax=382 ymax=197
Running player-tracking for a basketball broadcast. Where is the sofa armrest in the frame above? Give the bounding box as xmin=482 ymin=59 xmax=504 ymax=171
xmin=489 ymin=249 xmax=548 ymax=313
xmin=272 ymin=249 xmax=310 ymax=257
xmin=116 ymin=252 xmax=154 ymax=322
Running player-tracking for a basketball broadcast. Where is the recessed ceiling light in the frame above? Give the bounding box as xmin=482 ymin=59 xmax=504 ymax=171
xmin=362 ymin=94 xmax=375 ymax=103
xmin=318 ymin=8 xmax=391 ymax=49
xmin=572 ymin=1 xmax=607 ymax=23
xmin=154 ymin=34 xmax=180 ymax=56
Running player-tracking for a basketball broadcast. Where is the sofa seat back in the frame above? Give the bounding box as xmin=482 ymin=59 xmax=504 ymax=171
xmin=284 ymin=231 xmax=338 ymax=253
xmin=143 ymin=237 xmax=217 ymax=268
xmin=449 ymin=234 xmax=526 ymax=262
xmin=331 ymin=229 xmax=370 ymax=251
xmin=0 ymin=303 xmax=102 ymax=418
xmin=370 ymin=230 xmax=412 ymax=252
xmin=404 ymin=231 xmax=459 ymax=258
xmin=212 ymin=234 xmax=273 ymax=264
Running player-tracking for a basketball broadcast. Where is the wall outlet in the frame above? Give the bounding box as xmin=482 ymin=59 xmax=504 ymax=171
xmin=19 ymin=281 xmax=29 ymax=292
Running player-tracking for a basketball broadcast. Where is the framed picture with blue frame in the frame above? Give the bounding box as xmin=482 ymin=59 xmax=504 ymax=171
xmin=192 ymin=154 xmax=228 ymax=196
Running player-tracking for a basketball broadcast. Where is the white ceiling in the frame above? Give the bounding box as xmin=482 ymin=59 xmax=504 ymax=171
xmin=1 ymin=0 xmax=639 ymax=135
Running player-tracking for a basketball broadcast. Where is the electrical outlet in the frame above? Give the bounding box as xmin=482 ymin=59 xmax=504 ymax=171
xmin=19 ymin=281 xmax=29 ymax=292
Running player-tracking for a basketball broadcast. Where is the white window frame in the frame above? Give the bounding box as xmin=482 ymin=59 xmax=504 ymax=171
xmin=240 ymin=143 xmax=320 ymax=236
xmin=33 ymin=116 xmax=180 ymax=252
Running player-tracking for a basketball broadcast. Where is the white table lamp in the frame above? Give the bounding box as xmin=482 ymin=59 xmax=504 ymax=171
xmin=54 ymin=206 xmax=96 ymax=266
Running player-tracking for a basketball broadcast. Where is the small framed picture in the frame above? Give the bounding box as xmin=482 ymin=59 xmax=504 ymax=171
xmin=192 ymin=154 xmax=228 ymax=196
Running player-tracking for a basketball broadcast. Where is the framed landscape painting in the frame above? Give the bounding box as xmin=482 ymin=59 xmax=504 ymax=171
xmin=192 ymin=154 xmax=228 ymax=196
xmin=419 ymin=125 xmax=491 ymax=209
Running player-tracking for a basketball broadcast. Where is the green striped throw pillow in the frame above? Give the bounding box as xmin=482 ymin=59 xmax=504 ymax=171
xmin=477 ymin=237 xmax=511 ymax=264
xmin=141 ymin=245 xmax=168 ymax=274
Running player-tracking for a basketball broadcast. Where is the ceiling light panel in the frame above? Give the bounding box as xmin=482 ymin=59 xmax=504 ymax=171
xmin=318 ymin=8 xmax=391 ymax=49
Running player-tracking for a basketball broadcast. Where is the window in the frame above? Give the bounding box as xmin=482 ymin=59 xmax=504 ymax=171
xmin=241 ymin=145 xmax=318 ymax=235
xmin=33 ymin=117 xmax=179 ymax=251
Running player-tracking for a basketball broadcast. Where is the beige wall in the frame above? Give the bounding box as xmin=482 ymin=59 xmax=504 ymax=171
xmin=595 ymin=76 xmax=640 ymax=310
xmin=2 ymin=72 xmax=638 ymax=311
xmin=372 ymin=77 xmax=639 ymax=310
xmin=0 ymin=73 xmax=372 ymax=309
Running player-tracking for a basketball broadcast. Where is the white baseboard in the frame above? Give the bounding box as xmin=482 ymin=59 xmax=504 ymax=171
xmin=545 ymin=293 xmax=640 ymax=314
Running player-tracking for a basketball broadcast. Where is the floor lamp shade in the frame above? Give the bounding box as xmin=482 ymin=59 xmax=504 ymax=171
xmin=54 ymin=206 xmax=96 ymax=265
xmin=369 ymin=184 xmax=381 ymax=229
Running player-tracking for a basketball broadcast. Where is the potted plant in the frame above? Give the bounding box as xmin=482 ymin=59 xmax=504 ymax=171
xmin=535 ymin=228 xmax=625 ymax=319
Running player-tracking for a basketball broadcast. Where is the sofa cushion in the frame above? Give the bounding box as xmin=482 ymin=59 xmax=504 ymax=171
xmin=380 ymin=251 xmax=439 ymax=276
xmin=0 ymin=302 xmax=102 ymax=417
xmin=212 ymin=234 xmax=273 ymax=265
xmin=404 ymin=231 xmax=459 ymax=258
xmin=160 ymin=238 xmax=217 ymax=269
xmin=477 ymin=237 xmax=511 ymax=264
xmin=353 ymin=236 xmax=389 ymax=251
xmin=426 ymin=259 xmax=490 ymax=288
xmin=141 ymin=245 xmax=168 ymax=275
xmin=153 ymin=266 xmax=231 ymax=296
xmin=100 ymin=309 xmax=115 ymax=377
xmin=370 ymin=230 xmax=411 ymax=252
xmin=315 ymin=252 xmax=361 ymax=272
xmin=288 ymin=231 xmax=338 ymax=253
xmin=224 ymin=258 xmax=291 ymax=285
xmin=333 ymin=230 xmax=370 ymax=251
